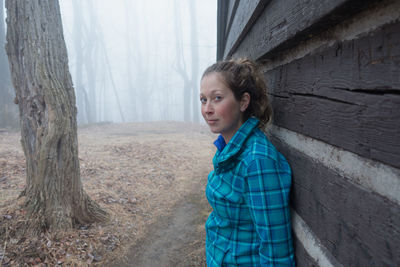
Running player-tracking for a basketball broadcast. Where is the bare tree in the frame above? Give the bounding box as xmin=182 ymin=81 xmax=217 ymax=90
xmin=0 ymin=0 xmax=18 ymax=128
xmin=83 ymin=0 xmax=98 ymax=123
xmin=5 ymin=0 xmax=107 ymax=232
xmin=173 ymin=0 xmax=201 ymax=122
xmin=71 ymin=0 xmax=87 ymax=124
xmin=72 ymin=0 xmax=98 ymax=124
xmin=173 ymin=0 xmax=191 ymax=121
xmin=98 ymin=36 xmax=126 ymax=122
xmin=188 ymin=0 xmax=200 ymax=122
xmin=124 ymin=0 xmax=138 ymax=121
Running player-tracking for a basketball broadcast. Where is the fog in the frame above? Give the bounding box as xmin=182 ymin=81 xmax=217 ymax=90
xmin=59 ymin=0 xmax=217 ymax=124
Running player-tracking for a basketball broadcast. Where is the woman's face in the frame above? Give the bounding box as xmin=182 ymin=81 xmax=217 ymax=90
xmin=200 ymin=72 xmax=249 ymax=143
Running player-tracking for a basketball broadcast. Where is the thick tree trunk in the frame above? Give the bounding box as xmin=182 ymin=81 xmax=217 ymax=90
xmin=5 ymin=0 xmax=107 ymax=232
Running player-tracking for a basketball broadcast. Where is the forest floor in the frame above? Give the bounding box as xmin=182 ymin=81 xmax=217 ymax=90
xmin=0 ymin=121 xmax=216 ymax=266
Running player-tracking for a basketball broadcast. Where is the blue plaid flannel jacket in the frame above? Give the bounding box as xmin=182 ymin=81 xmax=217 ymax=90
xmin=205 ymin=117 xmax=295 ymax=266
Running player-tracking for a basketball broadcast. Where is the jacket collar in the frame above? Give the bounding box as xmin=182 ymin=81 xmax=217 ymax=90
xmin=213 ymin=117 xmax=259 ymax=167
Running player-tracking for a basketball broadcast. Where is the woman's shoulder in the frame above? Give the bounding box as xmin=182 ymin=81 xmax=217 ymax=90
xmin=241 ymin=127 xmax=288 ymax=166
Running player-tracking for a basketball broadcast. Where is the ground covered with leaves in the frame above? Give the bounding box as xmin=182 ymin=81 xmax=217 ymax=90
xmin=0 ymin=121 xmax=215 ymax=266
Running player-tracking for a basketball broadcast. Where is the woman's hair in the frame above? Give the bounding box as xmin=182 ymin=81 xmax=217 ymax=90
xmin=202 ymin=58 xmax=272 ymax=127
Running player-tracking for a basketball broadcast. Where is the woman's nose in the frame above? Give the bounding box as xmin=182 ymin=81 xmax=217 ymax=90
xmin=204 ymin=102 xmax=214 ymax=114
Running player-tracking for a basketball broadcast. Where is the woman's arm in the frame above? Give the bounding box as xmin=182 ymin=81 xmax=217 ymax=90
xmin=244 ymin=158 xmax=295 ymax=266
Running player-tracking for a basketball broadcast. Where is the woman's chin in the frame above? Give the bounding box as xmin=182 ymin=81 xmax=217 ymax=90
xmin=208 ymin=126 xmax=220 ymax=134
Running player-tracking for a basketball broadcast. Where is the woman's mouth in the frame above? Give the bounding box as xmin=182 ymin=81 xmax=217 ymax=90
xmin=207 ymin=119 xmax=218 ymax=125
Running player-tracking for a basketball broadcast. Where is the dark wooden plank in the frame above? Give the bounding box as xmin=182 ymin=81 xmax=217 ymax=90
xmin=271 ymin=94 xmax=400 ymax=168
xmin=270 ymin=136 xmax=400 ymax=267
xmin=224 ymin=0 xmax=239 ymax=40
xmin=226 ymin=0 xmax=378 ymax=60
xmin=293 ymin=236 xmax=319 ymax=267
xmin=267 ymin=22 xmax=400 ymax=94
xmin=266 ymin=22 xmax=400 ymax=168
xmin=217 ymin=0 xmax=229 ymax=60
xmin=223 ymin=0 xmax=270 ymax=59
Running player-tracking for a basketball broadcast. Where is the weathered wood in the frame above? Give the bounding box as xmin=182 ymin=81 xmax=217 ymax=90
xmin=217 ymin=0 xmax=229 ymax=60
xmin=224 ymin=0 xmax=239 ymax=39
xmin=293 ymin=236 xmax=319 ymax=267
xmin=272 ymin=94 xmax=400 ymax=168
xmin=267 ymin=22 xmax=400 ymax=93
xmin=267 ymin=22 xmax=400 ymax=168
xmin=222 ymin=0 xmax=270 ymax=60
xmin=225 ymin=0 xmax=378 ymax=60
xmin=270 ymin=136 xmax=400 ymax=267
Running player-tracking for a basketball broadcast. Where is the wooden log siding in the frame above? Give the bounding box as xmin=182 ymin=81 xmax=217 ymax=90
xmin=266 ymin=21 xmax=400 ymax=169
xmin=224 ymin=0 xmax=239 ymax=40
xmin=217 ymin=0 xmax=400 ymax=265
xmin=222 ymin=0 xmax=269 ymax=60
xmin=225 ymin=0 xmax=379 ymax=60
xmin=293 ymin=237 xmax=319 ymax=267
xmin=270 ymin=135 xmax=400 ymax=267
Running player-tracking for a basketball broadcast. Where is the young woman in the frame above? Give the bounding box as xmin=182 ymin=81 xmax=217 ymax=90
xmin=200 ymin=58 xmax=295 ymax=266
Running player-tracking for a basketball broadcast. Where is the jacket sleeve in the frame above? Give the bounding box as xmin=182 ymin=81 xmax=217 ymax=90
xmin=244 ymin=157 xmax=295 ymax=266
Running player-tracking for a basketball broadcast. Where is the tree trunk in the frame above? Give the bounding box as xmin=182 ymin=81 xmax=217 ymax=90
xmin=124 ymin=0 xmax=138 ymax=121
xmin=188 ymin=0 xmax=200 ymax=123
xmin=84 ymin=0 xmax=97 ymax=123
xmin=5 ymin=0 xmax=107 ymax=232
xmin=173 ymin=0 xmax=192 ymax=121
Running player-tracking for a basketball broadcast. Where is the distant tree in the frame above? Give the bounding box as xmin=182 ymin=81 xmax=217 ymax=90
xmin=188 ymin=0 xmax=200 ymax=122
xmin=71 ymin=0 xmax=124 ymax=123
xmin=124 ymin=0 xmax=138 ymax=121
xmin=0 ymin=0 xmax=18 ymax=128
xmin=5 ymin=0 xmax=108 ymax=232
xmin=72 ymin=0 xmax=97 ymax=124
xmin=173 ymin=0 xmax=191 ymax=121
xmin=71 ymin=0 xmax=88 ymax=124
xmin=173 ymin=0 xmax=200 ymax=122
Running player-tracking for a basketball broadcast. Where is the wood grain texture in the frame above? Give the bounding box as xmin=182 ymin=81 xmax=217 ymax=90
xmin=224 ymin=0 xmax=239 ymax=40
xmin=226 ymin=0 xmax=378 ymax=60
xmin=217 ymin=0 xmax=228 ymax=60
xmin=293 ymin=236 xmax=319 ymax=267
xmin=270 ymin=136 xmax=400 ymax=267
xmin=222 ymin=0 xmax=270 ymax=60
xmin=267 ymin=22 xmax=400 ymax=168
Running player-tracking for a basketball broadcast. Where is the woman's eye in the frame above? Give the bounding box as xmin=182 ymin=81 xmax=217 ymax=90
xmin=200 ymin=97 xmax=207 ymax=104
xmin=215 ymin=96 xmax=222 ymax=101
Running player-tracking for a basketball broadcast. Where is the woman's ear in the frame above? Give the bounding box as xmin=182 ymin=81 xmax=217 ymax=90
xmin=240 ymin=92 xmax=250 ymax=112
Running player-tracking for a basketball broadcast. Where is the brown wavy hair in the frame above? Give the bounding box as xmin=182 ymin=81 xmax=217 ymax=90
xmin=202 ymin=58 xmax=272 ymax=127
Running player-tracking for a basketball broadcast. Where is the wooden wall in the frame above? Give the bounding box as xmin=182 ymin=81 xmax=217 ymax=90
xmin=217 ymin=0 xmax=400 ymax=266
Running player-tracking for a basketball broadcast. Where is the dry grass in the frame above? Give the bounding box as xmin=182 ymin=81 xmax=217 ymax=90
xmin=0 ymin=121 xmax=215 ymax=266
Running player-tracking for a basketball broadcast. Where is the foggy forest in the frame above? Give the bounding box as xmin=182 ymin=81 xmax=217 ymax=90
xmin=0 ymin=0 xmax=217 ymax=266
xmin=1 ymin=0 xmax=399 ymax=266
xmin=1 ymin=0 xmax=217 ymax=128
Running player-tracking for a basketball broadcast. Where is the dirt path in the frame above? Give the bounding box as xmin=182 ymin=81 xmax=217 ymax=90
xmin=118 ymin=190 xmax=209 ymax=267
xmin=0 ymin=121 xmax=215 ymax=266
xmin=115 ymin=150 xmax=211 ymax=267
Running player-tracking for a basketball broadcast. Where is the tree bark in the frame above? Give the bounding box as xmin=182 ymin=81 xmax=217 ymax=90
xmin=5 ymin=0 xmax=107 ymax=232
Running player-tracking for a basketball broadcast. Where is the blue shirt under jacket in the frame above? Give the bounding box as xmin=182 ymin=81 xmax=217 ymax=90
xmin=205 ymin=117 xmax=295 ymax=266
